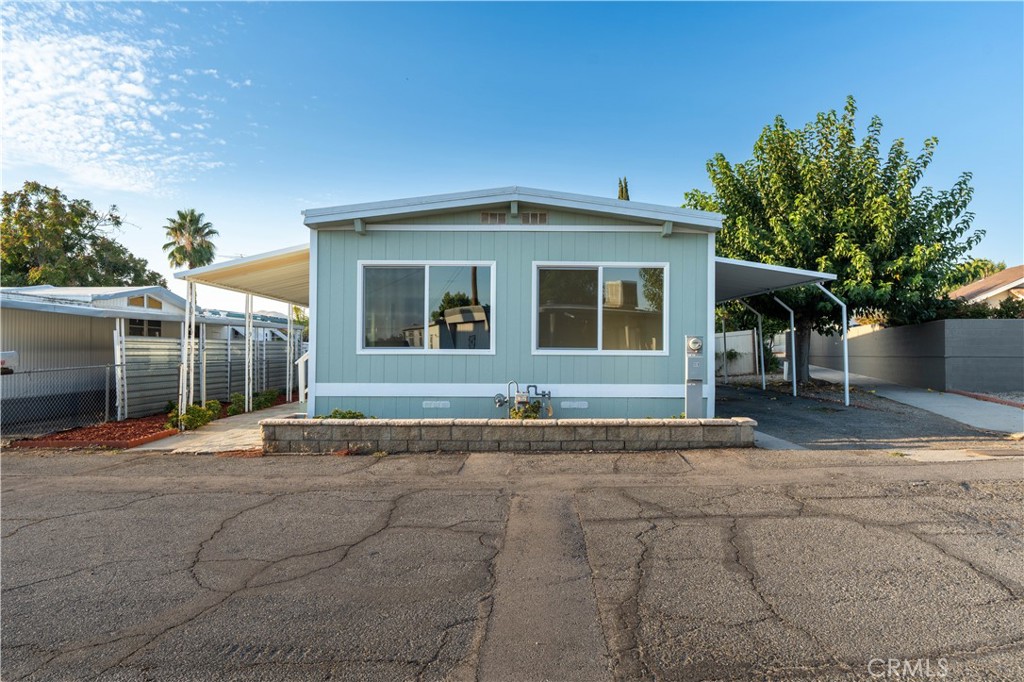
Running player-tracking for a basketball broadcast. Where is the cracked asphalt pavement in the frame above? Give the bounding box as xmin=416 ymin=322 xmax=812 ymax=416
xmin=2 ymin=448 xmax=1022 ymax=681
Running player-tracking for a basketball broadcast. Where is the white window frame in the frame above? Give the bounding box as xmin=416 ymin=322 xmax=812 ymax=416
xmin=532 ymin=261 xmax=670 ymax=356
xmin=356 ymin=260 xmax=497 ymax=355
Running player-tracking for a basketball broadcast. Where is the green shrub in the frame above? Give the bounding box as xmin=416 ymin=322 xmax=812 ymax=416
xmin=509 ymin=400 xmax=542 ymax=419
xmin=253 ymin=389 xmax=279 ymax=410
xmin=169 ymin=402 xmax=218 ymax=431
xmin=227 ymin=392 xmax=246 ymax=416
xmin=319 ymin=409 xmax=368 ymax=420
xmin=205 ymin=400 xmax=223 ymax=417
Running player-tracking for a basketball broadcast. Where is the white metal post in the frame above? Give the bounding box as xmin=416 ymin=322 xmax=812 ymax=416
xmin=186 ymin=281 xmax=196 ymax=407
xmin=720 ymin=316 xmax=729 ymax=382
xmin=815 ymin=283 xmax=850 ymax=407
xmin=178 ymin=319 xmax=187 ymax=423
xmin=244 ymin=294 xmax=253 ymax=412
xmin=286 ymin=311 xmax=294 ymax=402
xmin=739 ymin=301 xmax=767 ymax=390
xmin=200 ymin=322 xmax=207 ymax=405
xmin=773 ymin=296 xmax=797 ymax=397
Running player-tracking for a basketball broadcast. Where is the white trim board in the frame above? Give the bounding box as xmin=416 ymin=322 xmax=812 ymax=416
xmin=316 ymin=383 xmax=702 ymax=399
xmin=307 ymin=232 xmax=319 ymax=418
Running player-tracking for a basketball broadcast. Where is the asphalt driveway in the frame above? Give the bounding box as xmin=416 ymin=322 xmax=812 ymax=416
xmin=715 ymin=382 xmax=1019 ymax=451
xmin=3 ymin=449 xmax=1022 ymax=680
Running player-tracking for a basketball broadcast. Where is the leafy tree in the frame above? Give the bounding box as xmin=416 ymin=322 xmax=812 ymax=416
xmin=292 ymin=305 xmax=309 ymax=341
xmin=1 ymin=181 xmax=165 ymax=287
xmin=432 ymin=291 xmax=473 ymax=322
xmin=945 ymin=257 xmax=1006 ymax=291
xmin=163 ymin=208 xmax=219 ymax=269
xmin=617 ymin=177 xmax=630 ymax=200
xmin=684 ymin=96 xmax=982 ymax=381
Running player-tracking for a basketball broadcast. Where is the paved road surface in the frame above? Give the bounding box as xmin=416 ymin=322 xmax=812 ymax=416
xmin=3 ymin=449 xmax=1022 ymax=681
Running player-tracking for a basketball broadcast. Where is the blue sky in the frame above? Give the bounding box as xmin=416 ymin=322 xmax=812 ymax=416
xmin=4 ymin=1 xmax=1022 ymax=313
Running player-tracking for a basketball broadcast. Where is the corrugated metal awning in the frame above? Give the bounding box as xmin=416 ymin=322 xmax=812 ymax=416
xmin=175 ymin=244 xmax=310 ymax=306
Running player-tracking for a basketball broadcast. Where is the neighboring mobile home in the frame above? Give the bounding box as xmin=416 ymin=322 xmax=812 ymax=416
xmin=0 ymin=286 xmax=294 ymax=430
xmin=178 ymin=187 xmax=837 ymax=419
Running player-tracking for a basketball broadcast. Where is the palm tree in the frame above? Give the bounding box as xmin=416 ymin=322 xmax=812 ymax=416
xmin=163 ymin=209 xmax=218 ymax=269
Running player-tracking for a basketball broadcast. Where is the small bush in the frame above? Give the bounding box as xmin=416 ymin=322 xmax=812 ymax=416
xmin=509 ymin=400 xmax=542 ymax=419
xmin=253 ymin=389 xmax=279 ymax=411
xmin=319 ymin=409 xmax=368 ymax=420
xmin=205 ymin=400 xmax=223 ymax=418
xmin=168 ymin=402 xmax=218 ymax=431
xmin=227 ymin=392 xmax=246 ymax=416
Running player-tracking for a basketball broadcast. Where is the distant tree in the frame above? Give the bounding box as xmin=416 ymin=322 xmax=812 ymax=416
xmin=1 ymin=181 xmax=165 ymax=287
xmin=432 ymin=291 xmax=473 ymax=322
xmin=292 ymin=305 xmax=309 ymax=341
xmin=617 ymin=177 xmax=630 ymax=200
xmin=163 ymin=209 xmax=218 ymax=269
xmin=945 ymin=258 xmax=1006 ymax=291
xmin=684 ymin=96 xmax=982 ymax=381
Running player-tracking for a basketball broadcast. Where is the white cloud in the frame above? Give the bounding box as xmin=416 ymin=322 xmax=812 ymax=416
xmin=1 ymin=3 xmax=250 ymax=195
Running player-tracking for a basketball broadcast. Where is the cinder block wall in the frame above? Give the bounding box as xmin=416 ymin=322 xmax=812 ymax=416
xmin=810 ymin=319 xmax=1024 ymax=392
xmin=260 ymin=417 xmax=757 ymax=455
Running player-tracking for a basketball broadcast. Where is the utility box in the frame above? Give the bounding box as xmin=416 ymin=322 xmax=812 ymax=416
xmin=684 ymin=336 xmax=705 ymax=418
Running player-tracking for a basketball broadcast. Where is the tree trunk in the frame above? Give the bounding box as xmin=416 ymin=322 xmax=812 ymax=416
xmin=795 ymin=321 xmax=813 ymax=383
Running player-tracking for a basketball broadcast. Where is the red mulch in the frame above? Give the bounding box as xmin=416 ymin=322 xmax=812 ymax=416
xmin=9 ymin=394 xmax=296 ymax=449
xmin=10 ymin=414 xmax=177 ymax=449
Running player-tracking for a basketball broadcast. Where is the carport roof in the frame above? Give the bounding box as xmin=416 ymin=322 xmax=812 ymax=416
xmin=715 ymin=257 xmax=836 ymax=303
xmin=176 ymin=247 xmax=836 ymax=308
xmin=174 ymin=244 xmax=310 ymax=306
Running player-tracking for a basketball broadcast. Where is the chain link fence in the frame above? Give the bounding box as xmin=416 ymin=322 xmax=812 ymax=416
xmin=1 ymin=365 xmax=118 ymax=439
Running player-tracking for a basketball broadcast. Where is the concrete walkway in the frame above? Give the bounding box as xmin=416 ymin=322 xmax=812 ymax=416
xmin=130 ymin=403 xmax=302 ymax=454
xmin=810 ymin=366 xmax=1024 ymax=434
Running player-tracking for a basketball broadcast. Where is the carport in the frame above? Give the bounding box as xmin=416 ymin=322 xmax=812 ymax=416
xmin=176 ymin=244 xmax=850 ymax=412
xmin=174 ymin=245 xmax=309 ymax=416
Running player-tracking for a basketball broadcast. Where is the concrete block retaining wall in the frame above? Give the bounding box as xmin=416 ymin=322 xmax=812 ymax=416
xmin=260 ymin=417 xmax=757 ymax=454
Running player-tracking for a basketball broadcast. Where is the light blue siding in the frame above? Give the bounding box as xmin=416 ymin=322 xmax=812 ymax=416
xmin=314 ymin=226 xmax=709 ymax=417
xmin=319 ymin=396 xmax=686 ymax=420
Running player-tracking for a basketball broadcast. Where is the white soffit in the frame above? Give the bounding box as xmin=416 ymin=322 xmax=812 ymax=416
xmin=175 ymin=245 xmax=310 ymax=306
xmin=716 ymin=257 xmax=836 ymax=303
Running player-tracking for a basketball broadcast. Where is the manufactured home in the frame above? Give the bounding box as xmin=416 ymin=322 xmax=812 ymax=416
xmin=178 ymin=187 xmax=838 ymax=419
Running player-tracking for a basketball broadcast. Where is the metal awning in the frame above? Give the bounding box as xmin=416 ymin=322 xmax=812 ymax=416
xmin=176 ymin=249 xmax=836 ymax=310
xmin=715 ymin=257 xmax=836 ymax=303
xmin=175 ymin=244 xmax=310 ymax=306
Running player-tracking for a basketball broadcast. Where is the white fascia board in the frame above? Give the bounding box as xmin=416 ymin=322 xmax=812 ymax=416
xmin=303 ymin=186 xmax=723 ymax=232
xmin=967 ymin=278 xmax=1024 ymax=303
xmin=715 ymin=256 xmax=838 ymax=282
xmin=173 ymin=244 xmax=309 ymax=280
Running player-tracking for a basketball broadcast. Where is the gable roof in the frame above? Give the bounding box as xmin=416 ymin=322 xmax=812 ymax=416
xmin=949 ymin=265 xmax=1024 ymax=302
xmin=302 ymin=186 xmax=722 ymax=232
xmin=1 ymin=285 xmax=187 ymax=308
xmin=0 ymin=285 xmax=288 ymax=327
